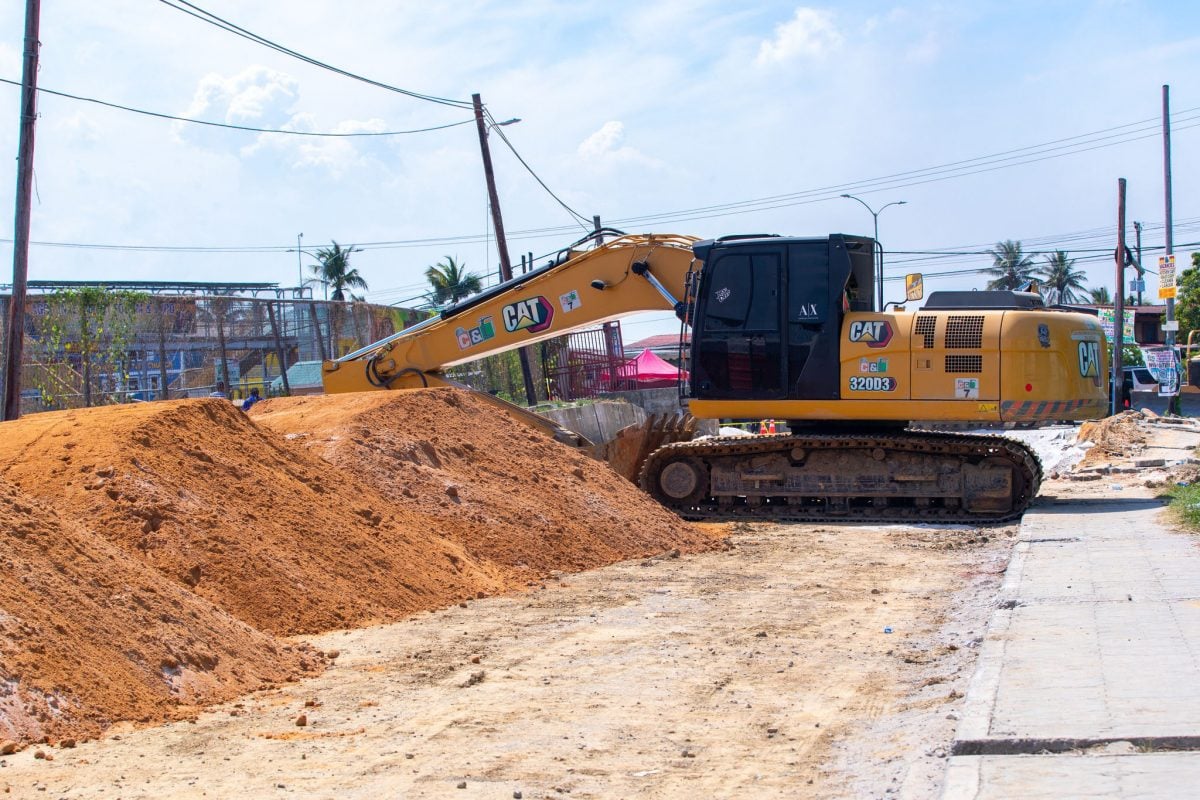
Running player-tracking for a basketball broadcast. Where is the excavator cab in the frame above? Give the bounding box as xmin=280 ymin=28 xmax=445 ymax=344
xmin=688 ymin=234 xmax=875 ymax=403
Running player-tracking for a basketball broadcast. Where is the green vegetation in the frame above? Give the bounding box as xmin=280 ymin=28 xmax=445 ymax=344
xmin=35 ymin=287 xmax=148 ymax=408
xmin=425 ymin=256 xmax=483 ymax=307
xmin=310 ymin=241 xmax=368 ymax=301
xmin=985 ymin=240 xmax=1038 ymax=290
xmin=1175 ymin=251 xmax=1200 ymax=338
xmin=1167 ymin=478 xmax=1200 ymax=530
xmin=1038 ymin=250 xmax=1088 ymax=303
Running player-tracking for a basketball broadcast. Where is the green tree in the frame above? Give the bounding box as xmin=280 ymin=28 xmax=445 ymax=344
xmin=425 ymin=256 xmax=483 ymax=307
xmin=1038 ymin=250 xmax=1087 ymax=304
xmin=985 ymin=240 xmax=1038 ymax=290
xmin=308 ymin=242 xmax=368 ymax=358
xmin=1089 ymin=286 xmax=1112 ymax=305
xmin=309 ymin=241 xmax=368 ymax=301
xmin=36 ymin=287 xmax=147 ymax=408
xmin=1176 ymin=251 xmax=1200 ymax=338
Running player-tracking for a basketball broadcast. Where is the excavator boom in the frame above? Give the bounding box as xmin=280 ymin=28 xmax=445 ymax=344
xmin=321 ymin=234 xmax=699 ymax=394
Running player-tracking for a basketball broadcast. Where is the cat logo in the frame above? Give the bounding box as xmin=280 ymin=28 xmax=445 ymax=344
xmin=501 ymin=296 xmax=555 ymax=334
xmin=1078 ymin=340 xmax=1100 ymax=378
xmin=847 ymin=320 xmax=893 ymax=348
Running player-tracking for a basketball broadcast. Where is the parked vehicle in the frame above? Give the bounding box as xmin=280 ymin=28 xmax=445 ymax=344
xmin=1128 ymin=367 xmax=1159 ymax=392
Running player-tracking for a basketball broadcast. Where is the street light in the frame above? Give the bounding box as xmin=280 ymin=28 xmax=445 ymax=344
xmin=286 ymin=233 xmax=309 ymax=298
xmin=840 ymin=194 xmax=906 ymax=310
xmin=296 ymin=232 xmax=303 ymax=289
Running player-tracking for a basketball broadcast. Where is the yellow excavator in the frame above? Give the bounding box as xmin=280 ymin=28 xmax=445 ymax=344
xmin=322 ymin=230 xmax=1108 ymax=522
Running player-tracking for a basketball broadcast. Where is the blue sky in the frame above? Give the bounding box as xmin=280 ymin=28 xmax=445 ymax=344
xmin=1 ymin=1 xmax=1197 ymax=342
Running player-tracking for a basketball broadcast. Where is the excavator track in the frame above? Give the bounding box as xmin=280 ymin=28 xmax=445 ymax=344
xmin=639 ymin=431 xmax=1042 ymax=524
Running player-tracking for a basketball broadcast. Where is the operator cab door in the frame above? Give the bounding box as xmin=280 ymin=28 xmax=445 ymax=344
xmin=691 ymin=247 xmax=785 ymax=399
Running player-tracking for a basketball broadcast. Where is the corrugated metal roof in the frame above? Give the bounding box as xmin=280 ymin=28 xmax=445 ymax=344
xmin=270 ymin=360 xmax=325 ymax=391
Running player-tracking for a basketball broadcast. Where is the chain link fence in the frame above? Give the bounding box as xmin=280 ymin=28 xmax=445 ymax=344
xmin=0 ymin=290 xmax=632 ymax=414
xmin=0 ymin=291 xmax=426 ymax=413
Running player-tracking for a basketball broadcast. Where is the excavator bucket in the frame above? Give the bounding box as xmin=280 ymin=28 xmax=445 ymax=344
xmin=595 ymin=413 xmax=699 ymax=483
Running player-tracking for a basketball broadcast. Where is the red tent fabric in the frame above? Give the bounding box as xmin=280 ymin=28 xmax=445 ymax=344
xmin=600 ymin=349 xmax=687 ymax=388
xmin=620 ymin=349 xmax=687 ymax=381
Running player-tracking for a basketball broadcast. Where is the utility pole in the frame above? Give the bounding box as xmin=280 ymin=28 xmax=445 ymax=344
xmin=1133 ymin=221 xmax=1143 ymax=306
xmin=1114 ymin=179 xmax=1127 ymax=416
xmin=3 ymin=0 xmax=41 ymax=421
xmin=472 ymin=92 xmax=537 ymax=406
xmin=1162 ymin=84 xmax=1181 ymax=414
xmin=593 ymin=215 xmax=623 ymax=389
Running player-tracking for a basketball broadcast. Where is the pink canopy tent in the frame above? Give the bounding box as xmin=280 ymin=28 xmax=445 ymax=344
xmin=603 ymin=349 xmax=688 ymax=388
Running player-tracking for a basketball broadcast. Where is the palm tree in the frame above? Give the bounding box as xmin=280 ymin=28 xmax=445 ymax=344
xmin=308 ymin=242 xmax=368 ymax=358
xmin=425 ymin=256 xmax=483 ymax=307
xmin=1038 ymin=250 xmax=1088 ymax=304
xmin=1089 ymin=286 xmax=1112 ymax=305
xmin=985 ymin=240 xmax=1038 ymax=290
xmin=309 ymin=241 xmax=368 ymax=301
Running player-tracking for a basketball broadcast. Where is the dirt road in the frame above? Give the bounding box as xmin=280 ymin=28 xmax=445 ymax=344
xmin=1 ymin=521 xmax=1014 ymax=799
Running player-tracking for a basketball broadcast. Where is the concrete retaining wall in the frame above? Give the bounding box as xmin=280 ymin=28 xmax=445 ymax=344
xmin=535 ymin=401 xmax=647 ymax=446
xmin=535 ymin=387 xmax=718 ymax=444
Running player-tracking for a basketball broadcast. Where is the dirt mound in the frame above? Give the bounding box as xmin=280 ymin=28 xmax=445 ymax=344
xmin=1077 ymin=410 xmax=1148 ymax=464
xmin=0 ymin=390 xmax=713 ymax=745
xmin=250 ymin=389 xmax=717 ymax=575
xmin=0 ymin=400 xmax=507 ymax=637
xmin=0 ymin=476 xmax=317 ymax=746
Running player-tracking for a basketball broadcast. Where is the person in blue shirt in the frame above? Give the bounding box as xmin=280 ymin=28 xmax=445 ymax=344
xmin=241 ymin=387 xmax=261 ymax=412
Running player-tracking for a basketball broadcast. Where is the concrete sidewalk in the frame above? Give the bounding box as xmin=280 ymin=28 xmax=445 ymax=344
xmin=942 ymin=495 xmax=1200 ymax=798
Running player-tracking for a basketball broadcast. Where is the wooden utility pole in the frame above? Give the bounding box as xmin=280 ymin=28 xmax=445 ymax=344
xmin=308 ymin=302 xmax=328 ymax=363
xmin=267 ymin=301 xmax=291 ymax=395
xmin=1114 ymin=178 xmax=1127 ymax=415
xmin=472 ymin=93 xmax=538 ymax=406
xmin=4 ymin=0 xmax=42 ymax=421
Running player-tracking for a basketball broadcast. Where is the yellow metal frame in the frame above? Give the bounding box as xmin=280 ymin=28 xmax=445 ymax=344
xmin=322 ymin=234 xmax=698 ymax=394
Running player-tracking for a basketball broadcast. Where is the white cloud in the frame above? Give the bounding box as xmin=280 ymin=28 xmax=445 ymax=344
xmin=576 ymin=121 xmax=657 ymax=168
xmin=756 ymin=7 xmax=843 ymax=65
xmin=247 ymin=115 xmax=389 ymax=175
xmin=180 ymin=66 xmax=299 ymax=126
xmin=52 ymin=113 xmax=101 ymax=145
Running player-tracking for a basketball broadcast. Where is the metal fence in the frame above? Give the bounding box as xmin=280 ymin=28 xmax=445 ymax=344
xmin=0 ymin=292 xmax=426 ymax=413
xmin=0 ymin=289 xmax=630 ymax=414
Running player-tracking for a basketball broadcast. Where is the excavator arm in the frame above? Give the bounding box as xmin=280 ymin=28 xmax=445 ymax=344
xmin=321 ymin=233 xmax=699 ymax=394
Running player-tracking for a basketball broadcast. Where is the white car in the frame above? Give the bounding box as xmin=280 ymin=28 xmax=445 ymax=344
xmin=1128 ymin=367 xmax=1159 ymax=393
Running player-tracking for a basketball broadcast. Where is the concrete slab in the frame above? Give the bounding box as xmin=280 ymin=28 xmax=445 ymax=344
xmin=944 ymin=751 xmax=1200 ymax=800
xmin=947 ymin=491 xmax=1200 ymax=796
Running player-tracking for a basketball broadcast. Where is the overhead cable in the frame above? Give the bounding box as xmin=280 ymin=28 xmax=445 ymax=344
xmin=483 ymin=108 xmax=592 ymax=232
xmin=0 ymin=77 xmax=474 ymax=137
xmin=155 ymin=0 xmax=472 ymax=109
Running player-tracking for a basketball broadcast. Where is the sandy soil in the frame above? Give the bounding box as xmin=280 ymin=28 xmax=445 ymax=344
xmin=0 ymin=520 xmax=1016 ymax=799
xmin=3 ymin=405 xmax=1191 ymax=797
xmin=0 ymin=390 xmax=719 ymax=746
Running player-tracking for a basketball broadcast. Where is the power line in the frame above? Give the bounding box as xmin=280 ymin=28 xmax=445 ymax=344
xmin=482 ymin=107 xmax=592 ymax=232
xmin=0 ymin=77 xmax=474 ymax=137
xmin=155 ymin=0 xmax=472 ymax=109
xmin=598 ymin=120 xmax=1200 ymax=230
xmin=5 ymin=106 xmax=1197 ymax=255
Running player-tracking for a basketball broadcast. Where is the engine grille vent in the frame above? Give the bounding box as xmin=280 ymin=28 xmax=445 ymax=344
xmin=945 ymin=315 xmax=984 ymax=349
xmin=945 ymin=355 xmax=983 ymax=373
xmin=915 ymin=316 xmax=936 ymax=349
